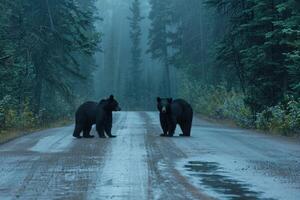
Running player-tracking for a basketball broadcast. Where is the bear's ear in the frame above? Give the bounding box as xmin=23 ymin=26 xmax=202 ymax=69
xmin=168 ymin=98 xmax=173 ymax=103
xmin=109 ymin=95 xmax=114 ymax=100
xmin=157 ymin=97 xmax=161 ymax=103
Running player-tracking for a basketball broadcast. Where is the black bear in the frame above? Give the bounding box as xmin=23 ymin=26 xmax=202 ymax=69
xmin=157 ymin=97 xmax=193 ymax=137
xmin=73 ymin=95 xmax=121 ymax=139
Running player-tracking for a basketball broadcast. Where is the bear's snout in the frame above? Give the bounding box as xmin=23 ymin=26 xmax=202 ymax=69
xmin=162 ymin=106 xmax=167 ymax=113
xmin=116 ymin=106 xmax=121 ymax=111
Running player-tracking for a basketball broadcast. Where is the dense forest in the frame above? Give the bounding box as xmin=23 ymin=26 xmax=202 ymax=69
xmin=93 ymin=0 xmax=178 ymax=110
xmin=0 ymin=0 xmax=100 ymax=130
xmin=146 ymin=0 xmax=300 ymax=134
xmin=1 ymin=0 xmax=299 ymax=135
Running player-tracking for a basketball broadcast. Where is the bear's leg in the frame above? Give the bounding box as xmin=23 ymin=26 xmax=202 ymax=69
xmin=104 ymin=124 xmax=116 ymax=138
xmin=73 ymin=123 xmax=83 ymax=138
xmin=160 ymin=113 xmax=168 ymax=137
xmin=96 ymin=125 xmax=106 ymax=138
xmin=104 ymin=113 xmax=116 ymax=138
xmin=83 ymin=125 xmax=94 ymax=138
xmin=167 ymin=117 xmax=177 ymax=137
xmin=179 ymin=121 xmax=191 ymax=137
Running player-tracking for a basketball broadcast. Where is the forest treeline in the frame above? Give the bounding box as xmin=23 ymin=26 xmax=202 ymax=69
xmin=0 ymin=0 xmax=100 ymax=130
xmin=1 ymin=0 xmax=299 ymax=135
xmin=147 ymin=0 xmax=300 ymax=134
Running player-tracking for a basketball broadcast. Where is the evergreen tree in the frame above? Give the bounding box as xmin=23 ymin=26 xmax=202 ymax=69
xmin=128 ymin=0 xmax=144 ymax=109
xmin=147 ymin=0 xmax=172 ymax=96
xmin=273 ymin=0 xmax=300 ymax=96
xmin=205 ymin=0 xmax=300 ymax=112
xmin=0 ymin=0 xmax=101 ymax=128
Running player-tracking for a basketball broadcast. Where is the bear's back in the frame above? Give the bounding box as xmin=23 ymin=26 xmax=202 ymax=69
xmin=173 ymin=99 xmax=192 ymax=111
xmin=76 ymin=101 xmax=98 ymax=119
xmin=171 ymin=99 xmax=193 ymax=121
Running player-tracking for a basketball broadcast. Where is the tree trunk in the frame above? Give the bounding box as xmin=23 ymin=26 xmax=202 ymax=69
xmin=165 ymin=62 xmax=172 ymax=97
xmin=33 ymin=64 xmax=43 ymax=115
xmin=46 ymin=0 xmax=55 ymax=31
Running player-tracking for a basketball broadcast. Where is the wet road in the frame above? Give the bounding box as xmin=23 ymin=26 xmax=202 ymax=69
xmin=0 ymin=112 xmax=299 ymax=200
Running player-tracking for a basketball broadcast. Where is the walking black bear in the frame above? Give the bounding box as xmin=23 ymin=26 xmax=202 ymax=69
xmin=157 ymin=97 xmax=193 ymax=137
xmin=73 ymin=95 xmax=121 ymax=138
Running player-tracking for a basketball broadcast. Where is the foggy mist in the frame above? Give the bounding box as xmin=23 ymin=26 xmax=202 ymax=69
xmin=93 ymin=0 xmax=178 ymax=111
xmin=0 ymin=0 xmax=299 ymax=199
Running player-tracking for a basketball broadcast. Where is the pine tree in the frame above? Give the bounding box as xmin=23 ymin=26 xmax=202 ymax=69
xmin=128 ymin=0 xmax=144 ymax=109
xmin=147 ymin=0 xmax=172 ymax=96
xmin=0 ymin=0 xmax=101 ymax=127
xmin=205 ymin=0 xmax=295 ymax=112
xmin=273 ymin=0 xmax=300 ymax=96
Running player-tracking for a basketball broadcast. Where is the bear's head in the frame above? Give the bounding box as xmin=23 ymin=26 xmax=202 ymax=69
xmin=105 ymin=95 xmax=121 ymax=111
xmin=157 ymin=97 xmax=172 ymax=114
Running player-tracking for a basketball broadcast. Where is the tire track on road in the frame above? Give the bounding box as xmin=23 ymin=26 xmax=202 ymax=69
xmin=142 ymin=112 xmax=212 ymax=200
xmin=0 ymin=113 xmax=124 ymax=200
xmin=87 ymin=112 xmax=148 ymax=200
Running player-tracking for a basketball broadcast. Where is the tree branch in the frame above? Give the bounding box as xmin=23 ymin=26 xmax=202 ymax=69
xmin=0 ymin=55 xmax=11 ymax=61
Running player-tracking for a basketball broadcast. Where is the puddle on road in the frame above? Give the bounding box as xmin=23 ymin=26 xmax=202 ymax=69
xmin=184 ymin=161 xmax=274 ymax=200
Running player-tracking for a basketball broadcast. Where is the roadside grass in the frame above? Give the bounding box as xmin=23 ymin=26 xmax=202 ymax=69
xmin=197 ymin=113 xmax=300 ymax=140
xmin=179 ymin=80 xmax=300 ymax=137
xmin=0 ymin=119 xmax=72 ymax=144
xmin=196 ymin=114 xmax=239 ymax=128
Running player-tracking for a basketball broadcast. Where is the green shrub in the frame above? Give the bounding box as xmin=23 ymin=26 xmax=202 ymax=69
xmin=179 ymin=77 xmax=300 ymax=135
xmin=0 ymin=96 xmax=38 ymax=130
xmin=255 ymin=105 xmax=286 ymax=133
xmin=19 ymin=100 xmax=38 ymax=128
xmin=179 ymin=79 xmax=253 ymax=127
xmin=0 ymin=95 xmax=14 ymax=129
xmin=255 ymin=97 xmax=300 ymax=134
xmin=286 ymin=99 xmax=300 ymax=131
xmin=221 ymin=92 xmax=253 ymax=127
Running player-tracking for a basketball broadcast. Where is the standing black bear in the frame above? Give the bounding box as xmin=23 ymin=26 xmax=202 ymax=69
xmin=73 ymin=95 xmax=121 ymax=138
xmin=157 ymin=97 xmax=193 ymax=137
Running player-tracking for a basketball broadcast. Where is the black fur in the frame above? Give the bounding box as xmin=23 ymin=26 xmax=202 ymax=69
xmin=157 ymin=97 xmax=193 ymax=137
xmin=73 ymin=95 xmax=121 ymax=138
